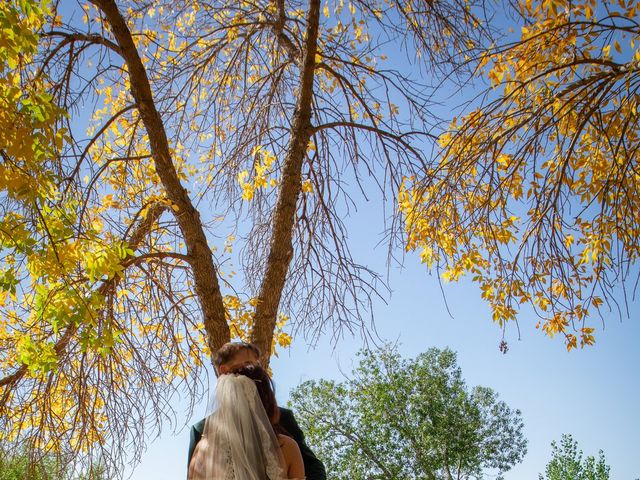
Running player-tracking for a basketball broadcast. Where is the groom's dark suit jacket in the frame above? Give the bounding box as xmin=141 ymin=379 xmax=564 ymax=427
xmin=187 ymin=407 xmax=326 ymax=480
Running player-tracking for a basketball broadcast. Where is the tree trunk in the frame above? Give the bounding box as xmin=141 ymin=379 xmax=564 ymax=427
xmin=251 ymin=0 xmax=321 ymax=364
xmin=90 ymin=0 xmax=230 ymax=358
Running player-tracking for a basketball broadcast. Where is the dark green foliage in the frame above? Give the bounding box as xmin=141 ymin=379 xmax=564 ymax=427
xmin=289 ymin=345 xmax=527 ymax=480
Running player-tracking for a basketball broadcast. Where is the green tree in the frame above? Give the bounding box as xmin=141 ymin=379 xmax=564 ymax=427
xmin=539 ymin=434 xmax=610 ymax=480
xmin=289 ymin=346 xmax=527 ymax=480
xmin=0 ymin=446 xmax=106 ymax=480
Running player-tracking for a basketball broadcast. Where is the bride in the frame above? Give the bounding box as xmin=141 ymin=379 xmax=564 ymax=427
xmin=188 ymin=364 xmax=305 ymax=480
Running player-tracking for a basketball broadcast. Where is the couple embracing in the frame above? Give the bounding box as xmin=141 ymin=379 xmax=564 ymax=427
xmin=187 ymin=342 xmax=326 ymax=480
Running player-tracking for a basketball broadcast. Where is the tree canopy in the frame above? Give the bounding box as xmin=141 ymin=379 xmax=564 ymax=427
xmin=289 ymin=346 xmax=527 ymax=480
xmin=1 ymin=0 xmax=491 ymax=473
xmin=400 ymin=0 xmax=640 ymax=350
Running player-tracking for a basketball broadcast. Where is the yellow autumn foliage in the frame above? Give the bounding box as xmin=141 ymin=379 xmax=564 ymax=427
xmin=400 ymin=0 xmax=640 ymax=350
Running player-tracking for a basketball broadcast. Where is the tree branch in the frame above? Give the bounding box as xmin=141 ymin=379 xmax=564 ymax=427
xmin=252 ymin=0 xmax=321 ymax=363
xmin=0 ymin=202 xmax=166 ymax=396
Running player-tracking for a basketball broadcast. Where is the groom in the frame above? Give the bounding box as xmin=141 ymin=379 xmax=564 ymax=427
xmin=187 ymin=342 xmax=327 ymax=480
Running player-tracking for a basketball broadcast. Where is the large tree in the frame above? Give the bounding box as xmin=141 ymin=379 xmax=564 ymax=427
xmin=0 ymin=0 xmax=492 ymax=473
xmin=289 ymin=346 xmax=527 ymax=480
xmin=400 ymin=0 xmax=640 ymax=350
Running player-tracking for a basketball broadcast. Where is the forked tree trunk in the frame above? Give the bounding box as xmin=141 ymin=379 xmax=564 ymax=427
xmin=93 ymin=0 xmax=321 ymax=364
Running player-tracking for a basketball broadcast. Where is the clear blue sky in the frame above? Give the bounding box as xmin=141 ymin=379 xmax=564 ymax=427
xmin=127 ymin=197 xmax=640 ymax=480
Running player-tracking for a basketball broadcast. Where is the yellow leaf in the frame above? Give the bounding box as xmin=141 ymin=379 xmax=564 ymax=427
xmin=251 ymin=145 xmax=262 ymax=156
xmin=92 ymin=219 xmax=103 ymax=233
xmin=307 ymin=140 xmax=316 ymax=152
xmin=301 ymin=179 xmax=314 ymax=193
xmin=564 ymin=234 xmax=574 ymax=248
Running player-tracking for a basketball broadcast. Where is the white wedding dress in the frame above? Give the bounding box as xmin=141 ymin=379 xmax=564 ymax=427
xmin=189 ymin=374 xmax=299 ymax=480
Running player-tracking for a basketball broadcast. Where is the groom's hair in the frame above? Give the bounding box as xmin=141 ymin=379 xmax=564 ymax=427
xmin=213 ymin=341 xmax=261 ymax=370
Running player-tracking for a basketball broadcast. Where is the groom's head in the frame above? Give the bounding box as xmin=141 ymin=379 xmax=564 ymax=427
xmin=214 ymin=342 xmax=261 ymax=376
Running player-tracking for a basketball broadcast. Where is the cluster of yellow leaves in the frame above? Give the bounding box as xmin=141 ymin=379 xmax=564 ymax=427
xmin=400 ymin=0 xmax=639 ymax=350
xmin=2 ymin=359 xmax=110 ymax=449
xmin=86 ymin=75 xmax=162 ymax=215
xmin=225 ymin=295 xmax=293 ymax=352
xmin=188 ymin=295 xmax=292 ymax=359
xmin=0 ymin=3 xmax=66 ymax=204
xmin=0 ymin=1 xmax=173 ymax=458
xmin=237 ymin=146 xmax=279 ymax=201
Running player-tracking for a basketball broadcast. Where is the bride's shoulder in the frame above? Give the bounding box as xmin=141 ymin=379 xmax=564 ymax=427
xmin=277 ymin=433 xmax=301 ymax=454
xmin=277 ymin=434 xmax=305 ymax=479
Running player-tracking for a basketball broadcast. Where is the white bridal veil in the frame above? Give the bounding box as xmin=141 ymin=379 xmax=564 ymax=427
xmin=189 ymin=374 xmax=288 ymax=480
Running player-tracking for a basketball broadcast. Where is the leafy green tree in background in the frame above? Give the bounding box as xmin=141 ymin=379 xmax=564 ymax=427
xmin=0 ymin=446 xmax=106 ymax=480
xmin=289 ymin=346 xmax=527 ymax=480
xmin=539 ymin=434 xmax=610 ymax=480
xmin=0 ymin=449 xmax=57 ymax=480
